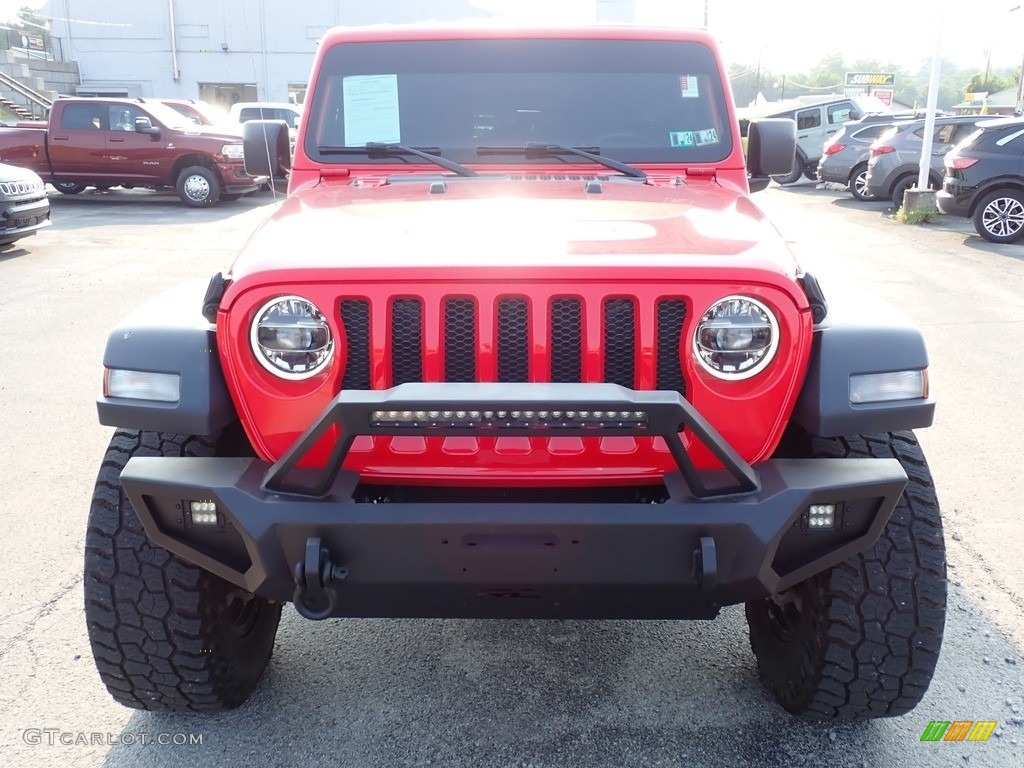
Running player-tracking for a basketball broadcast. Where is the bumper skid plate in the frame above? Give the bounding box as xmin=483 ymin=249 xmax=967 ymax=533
xmin=119 ymin=384 xmax=909 ymax=620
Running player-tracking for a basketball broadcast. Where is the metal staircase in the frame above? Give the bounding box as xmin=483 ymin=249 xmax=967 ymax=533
xmin=0 ymin=71 xmax=52 ymax=120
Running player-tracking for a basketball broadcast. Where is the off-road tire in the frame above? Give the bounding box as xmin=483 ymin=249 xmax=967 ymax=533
xmin=176 ymin=164 xmax=221 ymax=207
xmin=84 ymin=429 xmax=281 ymax=712
xmin=973 ymin=189 xmax=1024 ymax=244
xmin=54 ymin=181 xmax=86 ymax=194
xmin=746 ymin=430 xmax=946 ymax=719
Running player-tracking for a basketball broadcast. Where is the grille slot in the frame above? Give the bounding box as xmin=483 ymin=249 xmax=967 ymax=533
xmin=656 ymin=299 xmax=687 ymax=396
xmin=603 ymin=298 xmax=636 ymax=388
xmin=497 ymin=298 xmax=529 ymax=382
xmin=391 ymin=299 xmax=423 ymax=385
xmin=550 ymin=298 xmax=582 ymax=383
xmin=340 ymin=300 xmax=371 ymax=390
xmin=444 ymin=298 xmax=477 ymax=382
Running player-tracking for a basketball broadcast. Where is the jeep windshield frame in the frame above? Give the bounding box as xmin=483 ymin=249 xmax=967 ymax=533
xmin=303 ymin=38 xmax=734 ymax=168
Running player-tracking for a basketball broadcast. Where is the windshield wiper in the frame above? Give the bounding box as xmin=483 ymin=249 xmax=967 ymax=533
xmin=317 ymin=143 xmax=478 ymax=177
xmin=476 ymin=143 xmax=646 ymax=179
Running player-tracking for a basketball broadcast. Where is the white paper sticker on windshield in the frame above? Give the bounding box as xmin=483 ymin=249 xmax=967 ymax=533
xmin=679 ymin=75 xmax=700 ymax=99
xmin=343 ymin=74 xmax=400 ymax=146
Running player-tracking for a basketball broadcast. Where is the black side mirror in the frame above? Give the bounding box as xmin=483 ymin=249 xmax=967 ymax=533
xmin=134 ymin=116 xmax=161 ymax=136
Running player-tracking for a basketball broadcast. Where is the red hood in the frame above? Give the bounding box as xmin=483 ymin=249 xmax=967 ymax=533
xmin=224 ymin=177 xmax=801 ymax=296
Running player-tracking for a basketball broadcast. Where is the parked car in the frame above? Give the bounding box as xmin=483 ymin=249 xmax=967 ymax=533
xmin=938 ymin=116 xmax=1024 ymax=243
xmin=761 ymin=96 xmax=888 ymax=184
xmin=158 ymin=98 xmax=229 ymax=127
xmin=864 ymin=115 xmax=981 ymax=207
xmin=0 ymin=97 xmax=265 ymax=206
xmin=229 ymin=101 xmax=301 ymax=144
xmin=818 ymin=117 xmax=903 ymax=200
xmin=818 ymin=111 xmax=944 ymax=200
xmin=0 ymin=162 xmax=50 ymax=246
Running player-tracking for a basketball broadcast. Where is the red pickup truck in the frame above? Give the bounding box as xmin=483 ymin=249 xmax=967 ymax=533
xmin=0 ymin=97 xmax=265 ymax=206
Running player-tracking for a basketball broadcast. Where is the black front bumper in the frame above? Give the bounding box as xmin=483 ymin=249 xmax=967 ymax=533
xmin=0 ymin=195 xmax=50 ymax=243
xmin=120 ymin=384 xmax=908 ymax=620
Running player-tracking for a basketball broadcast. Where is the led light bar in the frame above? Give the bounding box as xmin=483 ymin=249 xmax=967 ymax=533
xmin=370 ymin=408 xmax=650 ymax=429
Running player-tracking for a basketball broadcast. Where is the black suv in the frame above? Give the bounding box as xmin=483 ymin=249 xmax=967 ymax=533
xmin=938 ymin=117 xmax=1024 ymax=243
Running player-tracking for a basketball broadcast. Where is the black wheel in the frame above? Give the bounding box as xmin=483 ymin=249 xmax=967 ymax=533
xmin=746 ymin=430 xmax=946 ymax=720
xmin=771 ymin=156 xmax=804 ymax=185
xmin=176 ymin=164 xmax=221 ymax=207
xmin=891 ymin=176 xmax=917 ymax=208
xmin=802 ymin=167 xmax=819 ymax=181
xmin=54 ymin=181 xmax=86 ymax=194
xmin=973 ymin=189 xmax=1024 ymax=243
xmin=84 ymin=429 xmax=281 ymax=712
xmin=220 ymin=193 xmax=242 ymax=202
xmin=848 ymin=164 xmax=875 ymax=201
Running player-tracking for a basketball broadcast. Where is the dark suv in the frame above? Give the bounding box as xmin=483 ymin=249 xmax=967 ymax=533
xmin=938 ymin=117 xmax=1024 ymax=243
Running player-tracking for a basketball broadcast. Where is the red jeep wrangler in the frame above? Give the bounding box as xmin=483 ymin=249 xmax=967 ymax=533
xmin=85 ymin=25 xmax=946 ymax=719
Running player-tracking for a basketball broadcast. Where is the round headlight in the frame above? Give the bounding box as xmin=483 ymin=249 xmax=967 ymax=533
xmin=693 ymin=295 xmax=778 ymax=379
xmin=250 ymin=296 xmax=334 ymax=379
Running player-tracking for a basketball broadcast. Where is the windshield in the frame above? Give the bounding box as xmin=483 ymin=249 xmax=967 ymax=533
xmin=143 ymin=102 xmax=198 ymax=130
xmin=305 ymin=38 xmax=733 ymax=167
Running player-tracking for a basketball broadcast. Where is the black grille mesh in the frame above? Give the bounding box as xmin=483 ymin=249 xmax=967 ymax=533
xmin=603 ymin=299 xmax=636 ymax=388
xmin=497 ymin=298 xmax=529 ymax=382
xmin=339 ymin=300 xmax=371 ymax=390
xmin=656 ymin=299 xmax=687 ymax=396
xmin=444 ymin=298 xmax=477 ymax=382
xmin=391 ymin=299 xmax=423 ymax=385
xmin=353 ymin=295 xmax=686 ymax=393
xmin=550 ymin=299 xmax=582 ymax=383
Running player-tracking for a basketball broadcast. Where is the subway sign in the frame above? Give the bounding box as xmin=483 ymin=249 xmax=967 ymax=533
xmin=845 ymin=72 xmax=896 ymax=87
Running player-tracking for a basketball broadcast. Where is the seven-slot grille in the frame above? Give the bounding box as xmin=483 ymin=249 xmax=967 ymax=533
xmin=338 ymin=296 xmax=688 ymax=396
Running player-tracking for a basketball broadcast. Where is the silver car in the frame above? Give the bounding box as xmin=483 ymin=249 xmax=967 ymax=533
xmin=818 ymin=117 xmax=910 ymax=201
xmin=864 ymin=116 xmax=981 ymax=207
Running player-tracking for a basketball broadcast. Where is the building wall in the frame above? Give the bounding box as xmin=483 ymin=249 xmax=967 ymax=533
xmin=42 ymin=1 xmax=638 ymax=103
xmin=41 ymin=0 xmax=495 ymax=102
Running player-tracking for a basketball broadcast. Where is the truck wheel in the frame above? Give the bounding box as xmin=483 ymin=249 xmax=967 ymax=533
xmin=745 ymin=431 xmax=946 ymax=719
xmin=973 ymin=189 xmax=1024 ymax=243
xmin=54 ymin=181 xmax=86 ymax=194
xmin=771 ymin=158 xmax=804 ymax=186
xmin=176 ymin=165 xmax=221 ymax=207
xmin=84 ymin=429 xmax=281 ymax=712
xmin=848 ymin=164 xmax=874 ymax=201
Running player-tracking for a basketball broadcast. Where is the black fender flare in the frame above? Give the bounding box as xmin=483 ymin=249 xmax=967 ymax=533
xmin=791 ymin=291 xmax=935 ymax=437
xmin=96 ymin=279 xmax=236 ymax=436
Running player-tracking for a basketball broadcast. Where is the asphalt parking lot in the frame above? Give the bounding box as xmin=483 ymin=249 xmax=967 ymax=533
xmin=1 ymin=180 xmax=1023 ymax=768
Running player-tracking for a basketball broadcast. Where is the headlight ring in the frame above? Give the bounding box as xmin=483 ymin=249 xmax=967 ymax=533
xmin=692 ymin=295 xmax=779 ymax=380
xmin=250 ymin=295 xmax=334 ymax=379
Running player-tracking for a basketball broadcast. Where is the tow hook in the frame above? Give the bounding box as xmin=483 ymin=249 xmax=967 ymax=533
xmin=693 ymin=536 xmax=718 ymax=592
xmin=292 ymin=537 xmax=348 ymax=620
